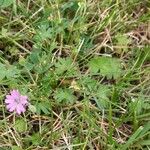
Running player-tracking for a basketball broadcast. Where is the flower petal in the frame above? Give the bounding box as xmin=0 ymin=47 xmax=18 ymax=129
xmin=16 ymin=104 xmax=26 ymax=114
xmin=10 ymin=90 xmax=20 ymax=97
xmin=20 ymin=96 xmax=28 ymax=105
xmin=6 ymin=103 xmax=16 ymax=112
xmin=5 ymin=98 xmax=14 ymax=104
xmin=6 ymin=95 xmax=13 ymax=99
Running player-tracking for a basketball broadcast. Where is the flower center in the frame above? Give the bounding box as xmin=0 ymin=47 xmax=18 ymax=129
xmin=14 ymin=97 xmax=20 ymax=104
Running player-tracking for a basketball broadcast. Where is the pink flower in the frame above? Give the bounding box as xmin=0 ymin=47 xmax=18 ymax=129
xmin=5 ymin=90 xmax=28 ymax=115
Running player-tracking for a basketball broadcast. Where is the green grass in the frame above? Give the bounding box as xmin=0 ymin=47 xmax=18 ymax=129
xmin=0 ymin=0 xmax=150 ymax=149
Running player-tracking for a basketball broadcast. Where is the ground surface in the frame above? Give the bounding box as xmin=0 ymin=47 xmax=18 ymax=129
xmin=0 ymin=0 xmax=150 ymax=150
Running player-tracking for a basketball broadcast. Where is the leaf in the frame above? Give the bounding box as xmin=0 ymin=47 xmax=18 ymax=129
xmin=129 ymin=98 xmax=144 ymax=115
xmin=28 ymin=104 xmax=36 ymax=113
xmin=12 ymin=146 xmax=22 ymax=150
xmin=54 ymin=88 xmax=76 ymax=104
xmin=34 ymin=53 xmax=52 ymax=74
xmin=79 ymin=77 xmax=98 ymax=95
xmin=6 ymin=65 xmax=20 ymax=78
xmin=29 ymin=50 xmax=40 ymax=64
xmin=88 ymin=57 xmax=122 ymax=79
xmin=135 ymin=46 xmax=150 ymax=68
xmin=24 ymin=62 xmax=34 ymax=71
xmin=36 ymin=101 xmax=51 ymax=115
xmin=95 ymin=85 xmax=111 ymax=109
xmin=0 ymin=0 xmax=14 ymax=8
xmin=34 ymin=24 xmax=52 ymax=42
xmin=88 ymin=58 xmax=100 ymax=73
xmin=137 ymin=121 xmax=150 ymax=139
xmin=14 ymin=118 xmax=27 ymax=133
xmin=143 ymin=102 xmax=150 ymax=110
xmin=0 ymin=63 xmax=6 ymax=81
xmin=61 ymin=1 xmax=78 ymax=12
xmin=115 ymin=33 xmax=131 ymax=53
xmin=55 ymin=57 xmax=78 ymax=76
xmin=28 ymin=133 xmax=41 ymax=146
xmin=1 ymin=27 xmax=8 ymax=37
xmin=138 ymin=140 xmax=150 ymax=146
xmin=0 ymin=63 xmax=20 ymax=80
